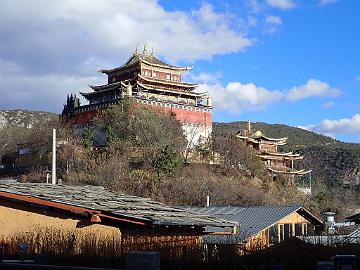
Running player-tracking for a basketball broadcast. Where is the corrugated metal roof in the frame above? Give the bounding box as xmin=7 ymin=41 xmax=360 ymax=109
xmin=184 ymin=205 xmax=319 ymax=244
xmin=300 ymin=228 xmax=360 ymax=245
xmin=343 ymin=227 xmax=360 ymax=244
xmin=0 ymin=183 xmax=235 ymax=228
xmin=346 ymin=212 xmax=360 ymax=224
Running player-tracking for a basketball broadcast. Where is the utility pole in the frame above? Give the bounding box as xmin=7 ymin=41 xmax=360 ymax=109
xmin=52 ymin=129 xmax=56 ymax=185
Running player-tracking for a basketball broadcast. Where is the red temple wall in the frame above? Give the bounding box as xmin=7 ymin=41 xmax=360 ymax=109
xmin=71 ymin=110 xmax=97 ymax=126
xmin=71 ymin=104 xmax=211 ymax=127
xmin=162 ymin=107 xmax=212 ymax=126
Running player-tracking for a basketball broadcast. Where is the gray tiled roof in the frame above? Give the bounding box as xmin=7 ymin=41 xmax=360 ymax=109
xmin=102 ymin=53 xmax=181 ymax=74
xmin=184 ymin=205 xmax=320 ymax=244
xmin=0 ymin=183 xmax=235 ymax=228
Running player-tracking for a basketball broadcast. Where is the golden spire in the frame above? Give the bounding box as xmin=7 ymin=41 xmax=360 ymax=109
xmin=143 ymin=43 xmax=148 ymax=55
xmin=248 ymin=117 xmax=252 ymax=135
xmin=134 ymin=44 xmax=139 ymax=55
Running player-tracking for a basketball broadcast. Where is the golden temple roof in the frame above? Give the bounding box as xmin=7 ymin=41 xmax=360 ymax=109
xmin=100 ymin=48 xmax=192 ymax=74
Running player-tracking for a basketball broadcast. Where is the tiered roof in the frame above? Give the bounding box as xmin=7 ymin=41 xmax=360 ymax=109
xmin=237 ymin=130 xmax=287 ymax=146
xmin=100 ymin=47 xmax=192 ymax=74
xmin=258 ymin=151 xmax=303 ymax=160
xmin=236 ymin=123 xmax=312 ymax=177
xmin=268 ymin=167 xmax=313 ymax=176
xmin=80 ymin=46 xmax=205 ymax=101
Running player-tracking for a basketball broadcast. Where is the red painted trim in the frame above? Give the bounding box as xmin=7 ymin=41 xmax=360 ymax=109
xmin=0 ymin=191 xmax=148 ymax=226
xmin=0 ymin=191 xmax=98 ymax=215
xmin=97 ymin=213 xmax=147 ymax=226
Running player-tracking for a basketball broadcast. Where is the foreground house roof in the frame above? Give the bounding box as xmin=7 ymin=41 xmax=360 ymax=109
xmin=0 ymin=183 xmax=235 ymax=228
xmin=184 ymin=205 xmax=324 ymax=244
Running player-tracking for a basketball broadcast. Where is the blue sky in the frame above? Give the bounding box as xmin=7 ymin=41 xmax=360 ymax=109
xmin=0 ymin=0 xmax=359 ymax=142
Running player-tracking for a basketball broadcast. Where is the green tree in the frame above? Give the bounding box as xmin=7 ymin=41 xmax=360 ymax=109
xmin=82 ymin=128 xmax=94 ymax=149
xmin=155 ymin=145 xmax=182 ymax=176
xmin=93 ymin=100 xmax=186 ymax=166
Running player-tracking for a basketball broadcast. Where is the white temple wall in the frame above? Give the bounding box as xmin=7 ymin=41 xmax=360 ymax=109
xmin=181 ymin=123 xmax=212 ymax=149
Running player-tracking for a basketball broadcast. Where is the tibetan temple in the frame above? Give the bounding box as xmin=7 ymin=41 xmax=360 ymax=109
xmin=236 ymin=121 xmax=312 ymax=188
xmin=62 ymin=46 xmax=212 ymax=145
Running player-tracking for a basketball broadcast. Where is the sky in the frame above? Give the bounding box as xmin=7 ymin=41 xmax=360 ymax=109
xmin=0 ymin=0 xmax=359 ymax=142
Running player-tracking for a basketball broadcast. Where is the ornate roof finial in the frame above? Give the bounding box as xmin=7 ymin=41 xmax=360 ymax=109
xmin=248 ymin=117 xmax=252 ymax=135
xmin=150 ymin=47 xmax=155 ymax=56
xmin=134 ymin=44 xmax=139 ymax=55
xmin=143 ymin=43 xmax=148 ymax=55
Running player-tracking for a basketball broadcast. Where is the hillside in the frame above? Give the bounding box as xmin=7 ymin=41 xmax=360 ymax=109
xmin=213 ymin=121 xmax=360 ymax=188
xmin=2 ymin=109 xmax=360 ymax=191
xmin=213 ymin=121 xmax=338 ymax=149
xmin=0 ymin=109 xmax=58 ymax=129
xmin=0 ymin=109 xmax=59 ymax=159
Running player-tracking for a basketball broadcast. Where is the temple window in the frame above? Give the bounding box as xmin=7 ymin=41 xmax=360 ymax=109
xmin=166 ymin=74 xmax=170 ymax=80
xmin=153 ymin=72 xmax=157 ymax=77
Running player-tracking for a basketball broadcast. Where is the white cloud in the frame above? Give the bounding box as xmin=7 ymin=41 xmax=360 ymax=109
xmin=247 ymin=16 xmax=258 ymax=27
xmin=297 ymin=125 xmax=315 ymax=131
xmin=286 ymin=79 xmax=341 ymax=102
xmin=199 ymin=79 xmax=340 ymax=114
xmin=0 ymin=0 xmax=254 ymax=69
xmin=0 ymin=58 xmax=104 ymax=112
xmin=265 ymin=15 xmax=282 ymax=34
xmin=199 ymin=82 xmax=283 ymax=113
xmin=0 ymin=0 xmax=258 ymax=112
xmin=321 ymin=101 xmax=335 ymax=109
xmin=310 ymin=114 xmax=360 ymax=136
xmin=319 ymin=0 xmax=338 ymax=6
xmin=247 ymin=0 xmax=263 ymax=13
xmin=187 ymin=71 xmax=223 ymax=84
xmin=356 ymin=76 xmax=360 ymax=81
xmin=266 ymin=0 xmax=296 ymax=10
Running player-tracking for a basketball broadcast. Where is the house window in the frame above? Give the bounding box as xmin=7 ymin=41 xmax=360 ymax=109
xmin=284 ymin=224 xmax=292 ymax=240
xmin=166 ymin=74 xmax=170 ymax=80
xmin=279 ymin=224 xmax=284 ymax=241
xmin=295 ymin=224 xmax=303 ymax=236
xmin=269 ymin=225 xmax=278 ymax=245
xmin=307 ymin=224 xmax=315 ymax=236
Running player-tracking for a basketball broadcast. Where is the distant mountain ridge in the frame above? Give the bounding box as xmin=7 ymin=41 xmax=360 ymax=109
xmin=0 ymin=109 xmax=58 ymax=129
xmin=213 ymin=121 xmax=339 ymax=149
xmin=213 ymin=121 xmax=360 ymax=188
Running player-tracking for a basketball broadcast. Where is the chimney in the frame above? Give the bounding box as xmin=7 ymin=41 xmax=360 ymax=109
xmin=323 ymin=211 xmax=336 ymax=235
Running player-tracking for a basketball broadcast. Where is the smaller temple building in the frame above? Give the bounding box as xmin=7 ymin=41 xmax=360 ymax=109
xmin=236 ymin=122 xmax=312 ymax=189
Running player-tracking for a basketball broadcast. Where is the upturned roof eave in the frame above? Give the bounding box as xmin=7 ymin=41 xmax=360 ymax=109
xmin=137 ymin=82 xmax=203 ymax=97
xmin=99 ymin=56 xmax=191 ymax=74
xmin=268 ymin=167 xmax=312 ymax=175
xmin=137 ymin=74 xmax=198 ymax=88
